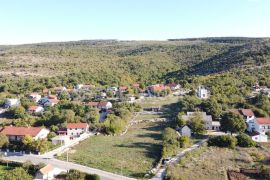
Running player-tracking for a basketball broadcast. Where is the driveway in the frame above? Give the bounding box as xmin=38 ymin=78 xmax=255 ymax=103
xmin=152 ymin=139 xmax=208 ymax=180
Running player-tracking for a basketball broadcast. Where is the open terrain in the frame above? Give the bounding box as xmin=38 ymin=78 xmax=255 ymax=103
xmin=59 ymin=121 xmax=167 ymax=179
xmin=166 ymin=143 xmax=270 ymax=180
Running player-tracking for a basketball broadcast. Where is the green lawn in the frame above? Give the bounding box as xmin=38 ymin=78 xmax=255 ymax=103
xmin=58 ymin=121 xmax=167 ymax=178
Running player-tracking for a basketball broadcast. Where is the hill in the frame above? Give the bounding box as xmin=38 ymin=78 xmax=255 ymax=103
xmin=0 ymin=38 xmax=270 ymax=87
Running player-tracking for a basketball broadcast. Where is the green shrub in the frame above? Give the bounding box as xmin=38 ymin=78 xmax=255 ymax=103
xmin=208 ymin=135 xmax=237 ymax=148
xmin=236 ymin=133 xmax=256 ymax=147
xmin=85 ymin=174 xmax=101 ymax=180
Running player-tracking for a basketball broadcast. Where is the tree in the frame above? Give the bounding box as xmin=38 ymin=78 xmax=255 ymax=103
xmin=61 ymin=110 xmax=76 ymax=123
xmin=220 ymin=112 xmax=246 ymax=133
xmin=187 ymin=113 xmax=205 ymax=135
xmin=208 ymin=135 xmax=237 ymax=148
xmin=10 ymin=106 xmax=26 ymax=119
xmin=104 ymin=115 xmax=125 ymax=135
xmin=176 ymin=112 xmax=185 ymax=127
xmin=66 ymin=169 xmax=86 ymax=180
xmin=201 ymin=98 xmax=222 ymax=119
xmin=163 ymin=128 xmax=179 ymax=145
xmin=236 ymin=133 xmax=256 ymax=147
xmin=4 ymin=167 xmax=32 ymax=180
xmin=85 ymin=108 xmax=100 ymax=124
xmin=22 ymin=135 xmax=34 ymax=150
xmin=0 ymin=133 xmax=9 ymax=148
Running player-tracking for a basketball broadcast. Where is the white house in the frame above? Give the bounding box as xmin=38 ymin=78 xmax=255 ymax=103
xmin=29 ymin=93 xmax=41 ymax=102
xmin=35 ymin=164 xmax=66 ymax=180
xmin=28 ymin=106 xmax=44 ymax=115
xmin=4 ymin=98 xmax=20 ymax=108
xmin=231 ymin=109 xmax=256 ymax=132
xmin=196 ymin=86 xmax=209 ymax=99
xmin=98 ymin=102 xmax=113 ymax=110
xmin=179 ymin=125 xmax=192 ymax=137
xmin=254 ymin=118 xmax=270 ymax=133
xmin=182 ymin=112 xmax=213 ymax=130
xmin=66 ymin=123 xmax=89 ymax=138
xmin=51 ymin=135 xmax=70 ymax=145
xmin=0 ymin=126 xmax=49 ymax=141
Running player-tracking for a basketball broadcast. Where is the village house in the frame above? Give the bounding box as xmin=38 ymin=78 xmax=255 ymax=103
xmin=132 ymin=83 xmax=140 ymax=89
xmin=44 ymin=99 xmax=59 ymax=107
xmin=148 ymin=84 xmax=169 ymax=93
xmin=66 ymin=123 xmax=89 ymax=138
xmin=35 ymin=164 xmax=66 ymax=180
xmin=29 ymin=92 xmax=41 ymax=102
xmin=88 ymin=101 xmax=112 ymax=110
xmin=4 ymin=98 xmax=20 ymax=108
xmin=0 ymin=126 xmax=49 ymax=141
xmin=28 ymin=106 xmax=44 ymax=115
xmin=166 ymin=83 xmax=181 ymax=91
xmin=196 ymin=86 xmax=209 ymax=99
xmin=182 ymin=112 xmax=214 ymax=130
xmin=119 ymin=86 xmax=128 ymax=92
xmin=178 ymin=125 xmax=192 ymax=137
xmin=231 ymin=109 xmax=256 ymax=132
xmin=254 ymin=118 xmax=270 ymax=134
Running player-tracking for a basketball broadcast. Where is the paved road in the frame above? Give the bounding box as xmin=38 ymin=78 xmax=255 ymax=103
xmin=2 ymin=154 xmax=135 ymax=180
xmin=152 ymin=139 xmax=208 ymax=180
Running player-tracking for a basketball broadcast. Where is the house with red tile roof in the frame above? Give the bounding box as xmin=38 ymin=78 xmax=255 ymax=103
xmin=66 ymin=123 xmax=89 ymax=137
xmin=88 ymin=101 xmax=112 ymax=110
xmin=254 ymin=118 xmax=270 ymax=134
xmin=35 ymin=164 xmax=66 ymax=180
xmin=230 ymin=109 xmax=255 ymax=122
xmin=44 ymin=99 xmax=59 ymax=107
xmin=166 ymin=83 xmax=181 ymax=91
xmin=0 ymin=126 xmax=49 ymax=141
xmin=28 ymin=105 xmax=44 ymax=115
xmin=148 ymin=84 xmax=168 ymax=93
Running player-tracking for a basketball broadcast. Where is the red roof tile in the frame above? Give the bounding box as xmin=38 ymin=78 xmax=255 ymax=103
xmin=88 ymin=102 xmax=99 ymax=106
xmin=28 ymin=106 xmax=39 ymax=111
xmin=67 ymin=123 xmax=88 ymax=129
xmin=256 ymin=118 xmax=270 ymax=124
xmin=241 ymin=109 xmax=254 ymax=117
xmin=1 ymin=126 xmax=43 ymax=137
xmin=98 ymin=102 xmax=109 ymax=106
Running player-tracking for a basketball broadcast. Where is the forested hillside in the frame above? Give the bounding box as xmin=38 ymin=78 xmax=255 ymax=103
xmin=0 ymin=37 xmax=270 ymax=88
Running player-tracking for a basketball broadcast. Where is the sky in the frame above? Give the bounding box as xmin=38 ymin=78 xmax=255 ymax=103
xmin=0 ymin=0 xmax=270 ymax=44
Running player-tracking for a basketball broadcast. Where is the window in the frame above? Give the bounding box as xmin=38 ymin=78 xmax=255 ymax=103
xmin=268 ymin=126 xmax=270 ymax=129
xmin=75 ymin=128 xmax=77 ymax=130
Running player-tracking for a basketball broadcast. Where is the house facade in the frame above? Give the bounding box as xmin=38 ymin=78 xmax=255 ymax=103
xmin=28 ymin=106 xmax=44 ymax=115
xmin=35 ymin=164 xmax=65 ymax=180
xmin=0 ymin=126 xmax=49 ymax=141
xmin=66 ymin=123 xmax=89 ymax=137
xmin=254 ymin=118 xmax=270 ymax=133
xmin=179 ymin=125 xmax=192 ymax=137
xmin=196 ymin=86 xmax=209 ymax=99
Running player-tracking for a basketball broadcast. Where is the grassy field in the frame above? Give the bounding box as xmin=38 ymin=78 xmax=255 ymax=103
xmin=59 ymin=121 xmax=168 ymax=178
xmin=167 ymin=143 xmax=270 ymax=180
